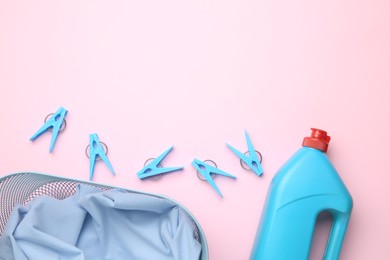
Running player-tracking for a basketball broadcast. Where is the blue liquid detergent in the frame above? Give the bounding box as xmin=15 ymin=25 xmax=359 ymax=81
xmin=251 ymin=128 xmax=353 ymax=260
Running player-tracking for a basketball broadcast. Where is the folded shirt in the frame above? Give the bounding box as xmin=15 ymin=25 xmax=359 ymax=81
xmin=0 ymin=184 xmax=201 ymax=260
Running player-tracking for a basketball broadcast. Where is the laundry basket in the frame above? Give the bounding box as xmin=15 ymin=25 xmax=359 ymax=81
xmin=0 ymin=172 xmax=208 ymax=259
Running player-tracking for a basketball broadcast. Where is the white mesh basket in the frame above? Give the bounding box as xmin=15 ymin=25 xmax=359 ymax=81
xmin=0 ymin=172 xmax=208 ymax=259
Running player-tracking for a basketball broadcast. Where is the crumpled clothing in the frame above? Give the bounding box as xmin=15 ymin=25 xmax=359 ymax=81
xmin=0 ymin=184 xmax=201 ymax=260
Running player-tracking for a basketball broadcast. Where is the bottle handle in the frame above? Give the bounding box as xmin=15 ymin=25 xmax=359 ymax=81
xmin=323 ymin=212 xmax=350 ymax=260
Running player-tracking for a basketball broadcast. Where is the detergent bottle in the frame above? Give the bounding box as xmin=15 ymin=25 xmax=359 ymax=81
xmin=250 ymin=128 xmax=353 ymax=260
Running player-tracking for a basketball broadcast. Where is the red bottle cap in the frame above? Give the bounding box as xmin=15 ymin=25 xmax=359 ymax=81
xmin=302 ymin=128 xmax=331 ymax=152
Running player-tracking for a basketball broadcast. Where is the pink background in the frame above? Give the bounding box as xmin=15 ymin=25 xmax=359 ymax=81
xmin=1 ymin=1 xmax=389 ymax=259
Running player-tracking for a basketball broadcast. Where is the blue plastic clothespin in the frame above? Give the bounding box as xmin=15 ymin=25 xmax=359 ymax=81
xmin=89 ymin=133 xmax=115 ymax=181
xmin=137 ymin=146 xmax=183 ymax=180
xmin=191 ymin=159 xmax=236 ymax=197
xmin=30 ymin=107 xmax=68 ymax=153
xmin=226 ymin=131 xmax=263 ymax=176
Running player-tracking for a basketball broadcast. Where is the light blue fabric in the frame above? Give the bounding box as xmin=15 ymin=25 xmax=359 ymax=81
xmin=0 ymin=185 xmax=201 ymax=260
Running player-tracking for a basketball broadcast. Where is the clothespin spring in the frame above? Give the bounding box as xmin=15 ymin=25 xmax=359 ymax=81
xmin=44 ymin=113 xmax=67 ymax=132
xmin=240 ymin=150 xmax=262 ymax=171
xmin=85 ymin=142 xmax=108 ymax=159
xmin=196 ymin=159 xmax=217 ymax=181
xmin=143 ymin=157 xmax=163 ymax=180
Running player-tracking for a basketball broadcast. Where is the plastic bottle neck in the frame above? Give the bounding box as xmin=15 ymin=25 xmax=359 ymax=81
xmin=302 ymin=128 xmax=331 ymax=153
